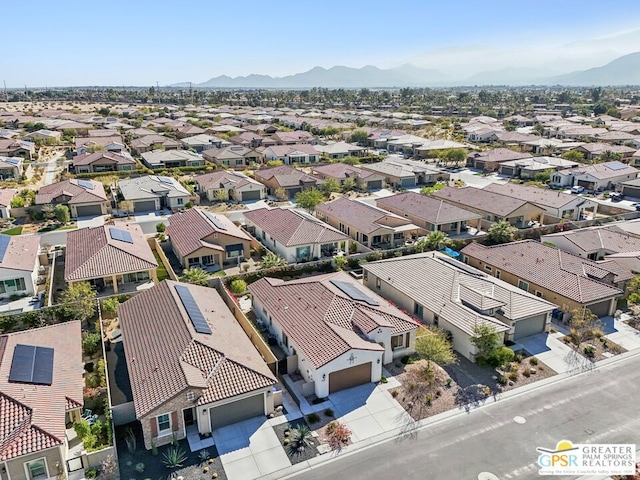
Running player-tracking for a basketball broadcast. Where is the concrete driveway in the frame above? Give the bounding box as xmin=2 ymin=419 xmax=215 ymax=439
xmin=601 ymin=314 xmax=640 ymax=351
xmin=512 ymin=331 xmax=591 ymax=374
xmin=76 ymin=215 xmax=106 ymax=229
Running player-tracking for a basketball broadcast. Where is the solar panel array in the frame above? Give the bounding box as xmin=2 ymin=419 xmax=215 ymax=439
xmin=109 ymin=227 xmax=133 ymax=244
xmin=0 ymin=234 xmax=10 ymax=262
xmin=158 ymin=176 xmax=174 ymax=185
xmin=9 ymin=344 xmax=55 ymax=385
xmin=330 ymin=279 xmax=379 ymax=306
xmin=203 ymin=210 xmax=227 ymax=230
xmin=607 ymin=161 xmax=627 ymax=171
xmin=175 ymin=284 xmax=212 ymax=334
xmin=77 ymin=179 xmax=95 ymax=190
xmin=4 ymin=158 xmax=20 ymax=165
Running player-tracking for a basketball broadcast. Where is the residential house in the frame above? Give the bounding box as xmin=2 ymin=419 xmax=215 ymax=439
xmin=117 ymin=280 xmax=277 ymax=449
xmin=35 ymin=179 xmax=109 ymax=218
xmin=0 ymin=156 xmax=24 ymax=180
xmin=467 ymin=148 xmax=532 ymax=172
xmin=363 ymin=252 xmax=555 ymax=360
xmin=461 ymin=240 xmax=632 ymax=318
xmin=618 ymin=177 xmax=640 ymax=197
xmin=550 ymin=161 xmax=639 ymax=191
xmin=202 ymin=146 xmax=264 ymax=169
xmin=376 ymin=192 xmax=481 ymax=235
xmin=24 ymin=129 xmax=61 ymax=143
xmin=483 ymin=183 xmax=598 ymax=222
xmin=316 ymin=196 xmax=419 ymax=248
xmin=130 ymin=135 xmax=182 ymax=155
xmin=253 ymin=165 xmax=321 ymax=196
xmin=271 ymin=130 xmax=315 ymax=145
xmin=175 ymin=124 xmax=206 ymax=138
xmin=0 ymin=321 xmax=83 ymax=480
xmin=540 ymin=225 xmax=640 ymax=261
xmin=141 ymin=150 xmax=205 ymax=169
xmin=497 ymin=156 xmax=580 ymax=178
xmin=572 ymin=143 xmax=636 ymax=161
xmin=314 ymin=142 xmax=366 ymax=159
xmin=117 ymin=175 xmax=191 ymax=212
xmin=74 ymin=136 xmax=125 ymax=155
xmin=413 ymin=139 xmax=468 ymax=158
xmin=360 ymin=157 xmax=449 ymax=188
xmin=432 ymin=186 xmax=545 ymax=229
xmin=180 ymin=134 xmax=230 ymax=153
xmin=228 ymin=132 xmax=275 ymax=148
xmin=194 ymin=170 xmax=266 ymax=202
xmin=249 ymin=271 xmax=419 ymax=397
xmin=166 ymin=208 xmax=251 ymax=269
xmin=71 ymin=151 xmax=137 ymax=173
xmin=0 ymin=189 xmax=17 ymax=218
xmin=244 ymin=207 xmax=349 ymax=262
xmin=312 ymin=163 xmax=385 ymax=190
xmin=0 ymin=234 xmax=40 ymax=299
xmin=0 ymin=139 xmax=35 ymax=159
xmin=261 ymin=144 xmax=321 ymax=164
xmin=65 ymin=223 xmax=158 ymax=293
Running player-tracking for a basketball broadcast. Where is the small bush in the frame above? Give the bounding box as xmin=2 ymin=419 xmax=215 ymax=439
xmin=307 ymin=413 xmax=320 ymax=424
xmin=514 ymin=353 xmax=523 ymax=363
xmin=324 ymin=408 xmax=334 ymax=417
xmin=487 ymin=346 xmax=515 ymax=368
xmin=425 ymin=394 xmax=433 ymax=405
xmin=522 ymin=369 xmax=531 ymax=378
xmin=445 ymin=377 xmax=453 ymax=388
xmin=135 ymin=463 xmax=145 ymax=473
xmin=380 ymin=375 xmax=388 ymax=384
xmin=400 ymin=355 xmax=414 ymax=365
xmin=391 ymin=390 xmax=399 ymax=398
xmin=229 ymin=279 xmax=247 ymax=295
xmin=507 ymin=371 xmax=519 ymax=381
xmin=85 ymin=468 xmax=100 ymax=479
xmin=583 ymin=345 xmax=596 ymax=358
xmin=156 ymin=222 xmax=166 ymax=233
xmin=529 ymin=357 xmax=538 ymax=366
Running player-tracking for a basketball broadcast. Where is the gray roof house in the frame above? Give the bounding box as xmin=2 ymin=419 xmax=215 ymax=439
xmin=180 ymin=134 xmax=231 ymax=153
xmin=363 ymin=252 xmax=556 ymax=360
xmin=117 ymin=175 xmax=192 ymax=212
xmin=140 ymin=149 xmax=205 ymax=169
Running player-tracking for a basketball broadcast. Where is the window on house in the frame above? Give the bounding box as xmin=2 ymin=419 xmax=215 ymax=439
xmin=282 ymin=333 xmax=288 ymax=347
xmin=177 ymin=198 xmax=184 ymax=205
xmin=484 ymin=265 xmax=492 ymax=272
xmin=391 ymin=333 xmax=410 ymax=350
xmin=495 ymin=270 xmax=501 ymax=279
xmin=518 ymin=280 xmax=529 ymax=291
xmin=414 ymin=303 xmax=423 ymax=318
xmin=157 ymin=413 xmax=171 ymax=435
xmin=363 ymin=270 xmax=368 ymax=281
xmin=433 ymin=314 xmax=439 ymax=326
xmin=25 ymin=459 xmax=47 ymax=480
xmin=376 ymin=277 xmax=381 ymax=289
xmin=202 ymin=255 xmax=214 ymax=265
xmin=535 ymin=290 xmax=544 ymax=298
xmin=188 ymin=257 xmax=200 ymax=266
xmin=0 ymin=278 xmax=26 ymax=294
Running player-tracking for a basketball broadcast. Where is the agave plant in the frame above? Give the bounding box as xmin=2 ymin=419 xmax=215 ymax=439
xmin=287 ymin=424 xmax=313 ymax=454
xmin=162 ymin=446 xmax=188 ymax=469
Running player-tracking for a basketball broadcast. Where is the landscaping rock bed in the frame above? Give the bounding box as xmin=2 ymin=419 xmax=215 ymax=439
xmin=272 ymin=417 xmax=321 ymax=465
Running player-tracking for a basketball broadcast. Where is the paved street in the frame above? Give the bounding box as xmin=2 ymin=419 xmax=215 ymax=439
xmin=283 ymin=352 xmax=640 ymax=480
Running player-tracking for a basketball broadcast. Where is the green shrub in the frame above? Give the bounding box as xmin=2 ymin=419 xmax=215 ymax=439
xmin=229 ymin=279 xmax=247 ymax=295
xmin=306 ymin=413 xmax=320 ymax=424
xmin=324 ymin=408 xmax=334 ymax=417
xmin=497 ymin=375 xmax=508 ymax=385
xmin=82 ymin=332 xmax=101 ymax=357
xmin=156 ymin=222 xmax=166 ymax=233
xmin=583 ymin=345 xmax=596 ymax=358
xmin=507 ymin=371 xmax=519 ymax=381
xmin=522 ymin=369 xmax=531 ymax=378
xmin=529 ymin=357 xmax=538 ymax=366
xmin=380 ymin=375 xmax=388 ymax=384
xmin=487 ymin=346 xmax=515 ymax=368
xmin=85 ymin=467 xmax=100 ymax=479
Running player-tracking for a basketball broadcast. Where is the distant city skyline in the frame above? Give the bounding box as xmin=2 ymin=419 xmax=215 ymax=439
xmin=3 ymin=0 xmax=640 ymax=87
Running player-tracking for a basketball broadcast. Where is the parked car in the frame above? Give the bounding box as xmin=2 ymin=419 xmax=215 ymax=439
xmin=610 ymin=192 xmax=624 ymax=202
xmin=635 ymin=204 xmax=640 ymax=211
xmin=570 ymin=185 xmax=585 ymax=194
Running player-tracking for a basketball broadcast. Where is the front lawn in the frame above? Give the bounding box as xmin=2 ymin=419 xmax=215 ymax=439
xmin=152 ymin=249 xmax=171 ymax=281
xmin=1 ymin=226 xmax=23 ymax=235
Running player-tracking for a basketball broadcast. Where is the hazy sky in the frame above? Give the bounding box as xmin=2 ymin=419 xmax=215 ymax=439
xmin=3 ymin=0 xmax=640 ymax=86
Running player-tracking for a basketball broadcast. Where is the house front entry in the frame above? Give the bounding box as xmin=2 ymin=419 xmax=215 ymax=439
xmin=183 ymin=407 xmax=195 ymax=427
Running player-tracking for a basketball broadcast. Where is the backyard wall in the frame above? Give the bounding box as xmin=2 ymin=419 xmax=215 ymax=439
xmin=148 ymin=238 xmax=178 ymax=280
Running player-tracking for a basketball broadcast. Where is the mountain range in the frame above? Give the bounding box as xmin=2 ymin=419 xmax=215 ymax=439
xmin=172 ymin=52 xmax=640 ymax=88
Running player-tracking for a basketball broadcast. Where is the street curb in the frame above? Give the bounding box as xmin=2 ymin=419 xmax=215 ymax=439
xmin=259 ymin=347 xmax=640 ymax=479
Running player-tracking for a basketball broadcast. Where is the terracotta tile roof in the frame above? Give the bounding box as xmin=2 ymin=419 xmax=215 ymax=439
xmin=65 ymin=223 xmax=157 ymax=282
xmin=0 ymin=189 xmax=17 ymax=207
xmin=316 ymin=196 xmax=417 ymax=235
xmin=244 ymin=207 xmax=348 ymax=247
xmin=362 ymin=253 xmax=554 ymax=335
xmin=254 ymin=165 xmax=319 ymax=188
xmin=166 ymin=208 xmax=250 ymax=257
xmin=248 ymin=272 xmax=419 ymax=368
xmin=130 ymin=134 xmax=181 ymax=149
xmin=118 ymin=281 xmax=276 ymax=418
xmin=559 ymin=161 xmax=638 ymax=180
xmin=432 ymin=186 xmax=539 ymax=217
xmin=74 ymin=136 xmax=123 ymax=148
xmin=483 ymin=183 xmax=581 ymax=209
xmin=0 ymin=234 xmax=39 ymax=271
xmin=542 ymin=225 xmax=640 ymax=255
xmin=471 ymin=148 xmax=532 ymax=163
xmin=36 ymin=179 xmax=108 ymax=205
xmin=461 ymin=240 xmax=628 ymax=304
xmin=313 ymin=163 xmax=378 ymax=181
xmin=0 ymin=321 xmax=83 ymax=461
xmin=194 ymin=170 xmax=258 ymax=190
xmin=72 ymin=151 xmax=136 ymax=167
xmin=376 ymin=192 xmax=481 ymax=225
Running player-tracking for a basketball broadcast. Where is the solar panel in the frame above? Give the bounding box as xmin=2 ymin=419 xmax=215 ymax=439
xmin=607 ymin=161 xmax=627 ymax=171
xmin=175 ymin=284 xmax=212 ymax=334
xmin=4 ymin=158 xmax=20 ymax=165
xmin=158 ymin=176 xmax=174 ymax=185
xmin=0 ymin=234 xmax=10 ymax=262
xmin=109 ymin=227 xmax=133 ymax=244
xmin=9 ymin=344 xmax=54 ymax=385
xmin=202 ymin=210 xmax=227 ymax=230
xmin=77 ymin=179 xmax=95 ymax=190
xmin=330 ymin=279 xmax=379 ymax=306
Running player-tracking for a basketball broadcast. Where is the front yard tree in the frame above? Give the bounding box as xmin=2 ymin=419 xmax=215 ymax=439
xmin=342 ymin=176 xmax=357 ymax=192
xmin=180 ymin=267 xmax=209 ymax=287
xmin=260 ymin=252 xmax=288 ymax=269
xmin=470 ymin=323 xmax=501 ymax=359
xmin=274 ymin=187 xmax=288 ymax=201
xmin=54 ymin=204 xmax=70 ymax=224
xmin=627 ymin=274 xmax=640 ymax=305
xmin=423 ymin=230 xmax=451 ymax=251
xmin=568 ymin=307 xmax=602 ymax=347
xmin=439 ymin=148 xmax=467 ymax=167
xmin=118 ymin=200 xmax=134 ymax=215
xmin=10 ymin=196 xmax=25 ymax=208
xmin=59 ymin=282 xmax=97 ymax=323
xmin=486 ymin=221 xmax=517 ymax=245
xmin=415 ymin=327 xmax=456 ymax=377
xmin=294 ymin=188 xmax=325 ymax=213
xmin=321 ymin=178 xmax=341 ymax=195
xmin=41 ymin=203 xmax=56 ymax=221
xmin=350 ymin=130 xmax=369 ymax=145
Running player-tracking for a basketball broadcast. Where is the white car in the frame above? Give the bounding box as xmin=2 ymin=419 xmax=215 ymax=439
xmin=570 ymin=186 xmax=585 ymax=194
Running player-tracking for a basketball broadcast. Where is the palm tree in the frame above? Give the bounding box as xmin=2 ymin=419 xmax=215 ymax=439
xmin=180 ymin=267 xmax=209 ymax=286
xmin=424 ymin=230 xmax=451 ymax=251
xmin=486 ymin=221 xmax=517 ymax=245
xmin=260 ymin=252 xmax=288 ymax=269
